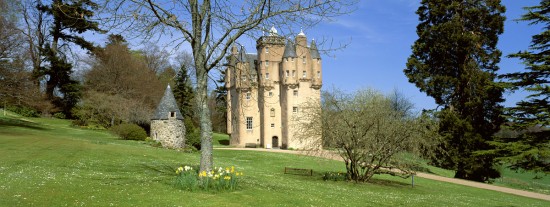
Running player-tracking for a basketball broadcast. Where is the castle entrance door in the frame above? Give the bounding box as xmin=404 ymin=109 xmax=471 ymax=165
xmin=272 ymin=136 xmax=279 ymax=148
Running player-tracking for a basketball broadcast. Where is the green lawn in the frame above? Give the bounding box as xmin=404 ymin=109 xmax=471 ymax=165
xmin=0 ymin=111 xmax=549 ymax=206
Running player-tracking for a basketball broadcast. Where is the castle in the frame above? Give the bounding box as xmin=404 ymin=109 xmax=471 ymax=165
xmin=225 ymin=27 xmax=322 ymax=149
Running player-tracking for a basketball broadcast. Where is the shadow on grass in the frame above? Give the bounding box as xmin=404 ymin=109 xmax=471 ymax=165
xmin=0 ymin=117 xmax=48 ymax=131
xmin=218 ymin=139 xmax=230 ymax=146
xmin=368 ymin=177 xmax=413 ymax=188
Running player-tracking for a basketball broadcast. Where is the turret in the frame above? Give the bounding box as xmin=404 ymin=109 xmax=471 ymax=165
xmin=257 ymin=26 xmax=285 ymax=90
xmin=282 ymin=40 xmax=298 ymax=86
xmin=310 ymin=39 xmax=322 ymax=89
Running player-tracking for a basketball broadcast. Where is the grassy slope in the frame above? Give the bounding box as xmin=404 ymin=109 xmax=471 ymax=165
xmin=0 ymin=113 xmax=548 ymax=206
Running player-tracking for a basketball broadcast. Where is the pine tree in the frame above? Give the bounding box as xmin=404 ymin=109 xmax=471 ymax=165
xmin=36 ymin=0 xmax=104 ymax=117
xmin=405 ymin=0 xmax=506 ymax=181
xmin=213 ymin=69 xmax=227 ymax=133
xmin=173 ymin=64 xmax=195 ymax=120
xmin=497 ymin=0 xmax=550 ymax=173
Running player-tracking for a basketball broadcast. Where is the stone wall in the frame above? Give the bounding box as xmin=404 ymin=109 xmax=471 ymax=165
xmin=151 ymin=119 xmax=185 ymax=148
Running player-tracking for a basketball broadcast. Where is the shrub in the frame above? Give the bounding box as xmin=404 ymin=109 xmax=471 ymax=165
xmin=184 ymin=117 xmax=201 ymax=150
xmin=322 ymin=171 xmax=348 ymax=181
xmin=110 ymin=123 xmax=147 ymax=141
xmin=7 ymin=106 xmax=39 ymax=117
xmin=53 ymin=112 xmax=66 ymax=119
xmin=175 ymin=165 xmax=242 ymax=191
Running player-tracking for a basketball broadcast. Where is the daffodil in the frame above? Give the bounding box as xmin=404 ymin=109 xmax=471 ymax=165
xmin=224 ymin=176 xmax=231 ymax=180
xmin=231 ymin=166 xmax=235 ymax=173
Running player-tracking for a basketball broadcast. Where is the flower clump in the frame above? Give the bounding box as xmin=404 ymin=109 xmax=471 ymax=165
xmin=175 ymin=165 xmax=242 ymax=191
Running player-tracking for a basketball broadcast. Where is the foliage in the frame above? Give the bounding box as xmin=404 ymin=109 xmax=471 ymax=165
xmin=493 ymin=0 xmax=550 ymax=173
xmin=109 ymin=123 xmax=147 ymax=141
xmin=295 ymin=88 xmax=442 ymax=182
xmin=172 ymin=54 xmax=195 ymax=120
xmin=35 ymin=0 xmax=104 ymax=117
xmin=405 ymin=0 xmax=506 ymax=182
xmin=211 ymin=69 xmax=227 ymax=133
xmin=184 ymin=117 xmax=201 ymax=150
xmin=53 ymin=112 xmax=65 ymax=119
xmin=6 ymin=105 xmax=39 ymax=117
xmin=322 ymin=171 xmax=347 ymax=181
xmin=175 ymin=165 xmax=242 ymax=191
xmin=76 ymin=35 xmax=163 ymax=128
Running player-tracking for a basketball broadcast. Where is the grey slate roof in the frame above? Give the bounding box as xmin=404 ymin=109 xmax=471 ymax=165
xmin=246 ymin=54 xmax=258 ymax=76
xmin=283 ymin=40 xmax=297 ymax=58
xmin=152 ymin=85 xmax=184 ymax=120
xmin=238 ymin=46 xmax=248 ymax=62
xmin=310 ymin=40 xmax=321 ymax=59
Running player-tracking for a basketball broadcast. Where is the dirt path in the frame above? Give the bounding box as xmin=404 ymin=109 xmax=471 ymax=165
xmin=215 ymin=147 xmax=550 ymax=201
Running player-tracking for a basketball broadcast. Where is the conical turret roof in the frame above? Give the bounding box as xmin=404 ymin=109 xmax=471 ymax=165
xmin=283 ymin=40 xmax=297 ymax=58
xmin=237 ymin=46 xmax=248 ymax=62
xmin=310 ymin=39 xmax=321 ymax=59
xmin=152 ymin=85 xmax=184 ymax=120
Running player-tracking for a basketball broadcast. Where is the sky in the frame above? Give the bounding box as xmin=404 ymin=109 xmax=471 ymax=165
xmin=281 ymin=0 xmax=543 ymax=111
xmin=87 ymin=0 xmax=542 ymax=112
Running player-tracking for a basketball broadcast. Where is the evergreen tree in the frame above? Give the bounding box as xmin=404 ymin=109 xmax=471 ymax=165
xmin=213 ymin=69 xmax=227 ymax=133
xmin=405 ymin=0 xmax=506 ymax=181
xmin=496 ymin=0 xmax=550 ymax=173
xmin=36 ymin=0 xmax=103 ymax=117
xmin=173 ymin=64 xmax=195 ymax=120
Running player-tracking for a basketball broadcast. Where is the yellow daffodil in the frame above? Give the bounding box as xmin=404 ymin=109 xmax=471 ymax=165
xmin=231 ymin=166 xmax=235 ymax=173
xmin=224 ymin=176 xmax=231 ymax=180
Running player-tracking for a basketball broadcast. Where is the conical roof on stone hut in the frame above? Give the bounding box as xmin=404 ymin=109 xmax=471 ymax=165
xmin=152 ymin=85 xmax=184 ymax=120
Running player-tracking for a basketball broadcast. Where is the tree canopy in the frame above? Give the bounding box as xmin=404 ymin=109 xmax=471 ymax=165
xmin=405 ymin=0 xmax=506 ymax=182
xmin=495 ymin=0 xmax=550 ymax=173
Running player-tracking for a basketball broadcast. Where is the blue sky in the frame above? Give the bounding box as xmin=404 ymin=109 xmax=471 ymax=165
xmin=90 ymin=0 xmax=541 ymax=112
xmin=291 ymin=0 xmax=542 ymax=111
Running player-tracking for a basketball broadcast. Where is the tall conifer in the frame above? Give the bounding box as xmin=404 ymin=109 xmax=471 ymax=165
xmin=405 ymin=0 xmax=506 ymax=181
xmin=497 ymin=0 xmax=550 ymax=173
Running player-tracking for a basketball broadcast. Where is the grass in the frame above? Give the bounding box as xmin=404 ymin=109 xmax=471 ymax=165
xmin=213 ymin=132 xmax=231 ymax=147
xmin=0 ymin=110 xmax=549 ymax=206
xmin=493 ymin=168 xmax=550 ymax=195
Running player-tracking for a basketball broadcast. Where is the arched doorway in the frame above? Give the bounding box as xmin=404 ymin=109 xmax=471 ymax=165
xmin=272 ymin=136 xmax=279 ymax=148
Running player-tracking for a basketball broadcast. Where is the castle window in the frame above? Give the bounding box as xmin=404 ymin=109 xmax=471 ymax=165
xmin=291 ymin=58 xmax=294 ymax=62
xmin=303 ymin=56 xmax=306 ymax=64
xmin=170 ymin=111 xmax=176 ymax=118
xmin=292 ymin=107 xmax=298 ymax=113
xmin=302 ymin=71 xmax=306 ymax=78
xmin=270 ymin=108 xmax=275 ymax=117
xmin=293 ymin=90 xmax=298 ymax=96
xmin=268 ymin=91 xmax=273 ymax=97
xmin=286 ymin=70 xmax=289 ymax=77
xmin=266 ymin=47 xmax=269 ymax=53
xmin=246 ymin=117 xmax=253 ymax=130
xmin=317 ymin=71 xmax=320 ymax=78
xmin=265 ymin=73 xmax=269 ymax=79
xmin=265 ymin=60 xmax=269 ymax=66
xmin=292 ymin=70 xmax=295 ymax=77
xmin=246 ymin=92 xmax=251 ymax=100
xmin=271 ymin=123 xmax=275 ymax=128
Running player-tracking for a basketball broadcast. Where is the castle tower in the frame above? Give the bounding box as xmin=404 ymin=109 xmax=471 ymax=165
xmin=151 ymin=85 xmax=186 ymax=148
xmin=226 ymin=27 xmax=322 ymax=149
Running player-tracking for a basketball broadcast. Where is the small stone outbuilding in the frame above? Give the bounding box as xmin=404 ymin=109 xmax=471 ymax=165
xmin=151 ymin=85 xmax=185 ymax=148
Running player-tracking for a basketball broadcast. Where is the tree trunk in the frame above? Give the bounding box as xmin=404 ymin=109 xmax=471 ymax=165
xmin=195 ymin=58 xmax=213 ymax=173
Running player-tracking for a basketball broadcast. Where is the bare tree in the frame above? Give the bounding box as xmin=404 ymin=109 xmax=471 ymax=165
xmin=104 ymin=0 xmax=357 ymax=172
xmin=295 ymin=88 xmax=441 ymax=182
xmin=140 ymin=43 xmax=171 ymax=74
